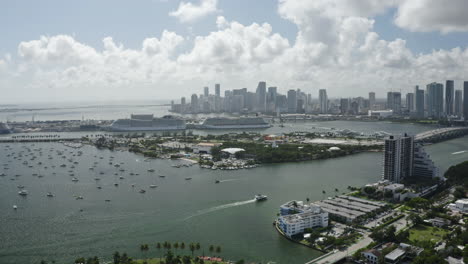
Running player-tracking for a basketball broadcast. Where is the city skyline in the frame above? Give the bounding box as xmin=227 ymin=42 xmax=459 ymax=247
xmin=2 ymin=0 xmax=468 ymax=103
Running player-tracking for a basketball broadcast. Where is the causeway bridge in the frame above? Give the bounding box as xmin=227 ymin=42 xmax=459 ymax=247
xmin=415 ymin=127 xmax=468 ymax=143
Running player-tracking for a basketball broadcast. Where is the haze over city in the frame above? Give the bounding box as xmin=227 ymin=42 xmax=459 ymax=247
xmin=2 ymin=0 xmax=468 ymax=102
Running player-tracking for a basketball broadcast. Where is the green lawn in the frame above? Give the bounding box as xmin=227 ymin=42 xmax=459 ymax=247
xmin=408 ymin=225 xmax=448 ymax=243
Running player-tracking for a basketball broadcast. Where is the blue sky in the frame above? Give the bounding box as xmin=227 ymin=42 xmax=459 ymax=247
xmin=2 ymin=0 xmax=465 ymax=56
xmin=1 ymin=0 xmax=468 ymax=102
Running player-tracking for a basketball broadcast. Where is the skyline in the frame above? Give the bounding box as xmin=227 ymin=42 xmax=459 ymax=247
xmin=2 ymin=0 xmax=468 ymax=103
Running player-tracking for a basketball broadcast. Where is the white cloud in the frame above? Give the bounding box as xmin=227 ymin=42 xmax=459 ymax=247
xmin=395 ymin=0 xmax=468 ymax=33
xmin=169 ymin=0 xmax=218 ymax=23
xmin=3 ymin=0 xmax=468 ymax=103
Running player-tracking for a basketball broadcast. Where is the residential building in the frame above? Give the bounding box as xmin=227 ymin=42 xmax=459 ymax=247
xmin=277 ymin=203 xmax=328 ymax=237
xmin=413 ymin=144 xmax=439 ymax=179
xmin=446 ymin=80 xmax=454 ymax=116
xmin=204 ymin=86 xmax=209 ymax=97
xmin=362 ymin=249 xmax=381 ymax=264
xmin=448 ymin=199 xmax=468 ymax=213
xmin=382 ymin=134 xmax=414 ymax=183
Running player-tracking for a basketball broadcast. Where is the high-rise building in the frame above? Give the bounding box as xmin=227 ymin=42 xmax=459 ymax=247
xmin=387 ymin=92 xmax=401 ymax=114
xmin=427 ymin=82 xmax=444 ymax=118
xmin=369 ymin=92 xmax=375 ymax=110
xmin=413 ymin=145 xmax=439 ymax=179
xmin=256 ymin=81 xmax=267 ymax=112
xmin=445 ymin=80 xmax=454 ymax=116
xmin=181 ymin=97 xmax=186 ymax=105
xmin=464 ymin=81 xmax=468 ymax=119
xmin=267 ymin=86 xmax=277 ymax=112
xmin=415 ymin=86 xmax=425 ymax=118
xmin=340 ymin=98 xmax=349 ymax=115
xmin=455 ymin=90 xmax=463 ymax=117
xmin=382 ymin=134 xmax=414 ymax=183
xmin=319 ymin=89 xmax=328 ymax=114
xmin=215 ymin=84 xmax=220 ymax=97
xmin=406 ymin=93 xmax=414 ymax=112
xmin=204 ymin=87 xmax=209 ymax=97
xmin=287 ymin=89 xmax=297 ymax=113
xmin=191 ymin=94 xmax=199 ymax=113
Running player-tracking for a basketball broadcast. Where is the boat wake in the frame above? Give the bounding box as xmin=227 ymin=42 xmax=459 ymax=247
xmin=219 ymin=179 xmax=238 ymax=183
xmin=451 ymin=150 xmax=467 ymax=155
xmin=184 ymin=199 xmax=256 ymax=220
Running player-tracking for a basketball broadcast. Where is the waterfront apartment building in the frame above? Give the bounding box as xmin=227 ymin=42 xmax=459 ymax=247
xmin=445 ymin=80 xmax=454 ymax=116
xmin=383 ymin=134 xmax=439 ymax=183
xmin=319 ymin=89 xmax=328 ymax=114
xmin=383 ymin=134 xmax=414 ymax=183
xmin=413 ymin=145 xmax=439 ymax=179
xmin=278 ymin=201 xmax=328 ymax=237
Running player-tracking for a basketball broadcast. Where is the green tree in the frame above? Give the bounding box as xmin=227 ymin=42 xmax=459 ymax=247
xmin=113 ymin=252 xmax=120 ymax=264
xmin=189 ymin=243 xmax=196 ymax=256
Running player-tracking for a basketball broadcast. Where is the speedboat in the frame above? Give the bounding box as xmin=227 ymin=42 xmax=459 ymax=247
xmin=46 ymin=192 xmax=54 ymax=197
xmin=159 ymin=175 xmax=166 ymax=178
xmin=149 ymin=185 xmax=157 ymax=188
xmin=148 ymin=169 xmax=155 ymax=172
xmin=255 ymin=194 xmax=268 ymax=201
xmin=76 ymin=196 xmax=84 ymax=200
xmin=18 ymin=190 xmax=28 ymax=196
xmin=17 ymin=185 xmax=25 ymax=189
xmin=185 ymin=177 xmax=192 ymax=180
xmin=13 ymin=205 xmax=17 ymax=210
xmin=215 ymin=180 xmax=220 ymax=184
xmin=139 ymin=189 xmax=146 ymax=193
xmin=114 ymin=183 xmax=119 ymax=187
xmin=71 ymin=178 xmax=79 ymax=182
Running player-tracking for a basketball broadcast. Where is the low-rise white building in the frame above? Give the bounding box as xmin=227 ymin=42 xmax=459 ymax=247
xmin=278 ymin=205 xmax=328 ymax=237
xmin=448 ymin=199 xmax=468 ymax=214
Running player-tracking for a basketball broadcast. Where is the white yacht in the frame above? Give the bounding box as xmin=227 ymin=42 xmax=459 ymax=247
xmin=255 ymin=194 xmax=268 ymax=201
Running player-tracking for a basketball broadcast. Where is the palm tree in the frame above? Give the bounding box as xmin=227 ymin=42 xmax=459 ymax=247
xmin=335 ymin=188 xmax=339 ymax=197
xmin=209 ymin=245 xmax=214 ymax=255
xmin=174 ymin=242 xmax=179 ymax=253
xmin=322 ymin=190 xmax=326 ymax=199
xmin=156 ymin=242 xmax=162 ymax=259
xmin=215 ymin=246 xmax=221 ymax=256
xmin=306 ymin=197 xmax=310 ymax=202
xmin=189 ymin=243 xmax=196 ymax=256
xmin=180 ymin=242 xmax=185 ymax=251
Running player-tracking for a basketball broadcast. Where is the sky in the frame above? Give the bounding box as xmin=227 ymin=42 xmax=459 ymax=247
xmin=1 ymin=0 xmax=468 ymax=103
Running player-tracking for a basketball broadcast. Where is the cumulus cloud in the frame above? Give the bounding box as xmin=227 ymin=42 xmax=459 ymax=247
xmin=395 ymin=0 xmax=468 ymax=33
xmin=2 ymin=0 xmax=468 ymax=103
xmin=170 ymin=0 xmax=218 ymax=23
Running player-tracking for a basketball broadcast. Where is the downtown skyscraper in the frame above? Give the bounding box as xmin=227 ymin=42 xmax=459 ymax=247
xmin=319 ymin=89 xmax=328 ymax=114
xmin=426 ymin=82 xmax=444 ymax=119
xmin=445 ymin=80 xmax=454 ymax=116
